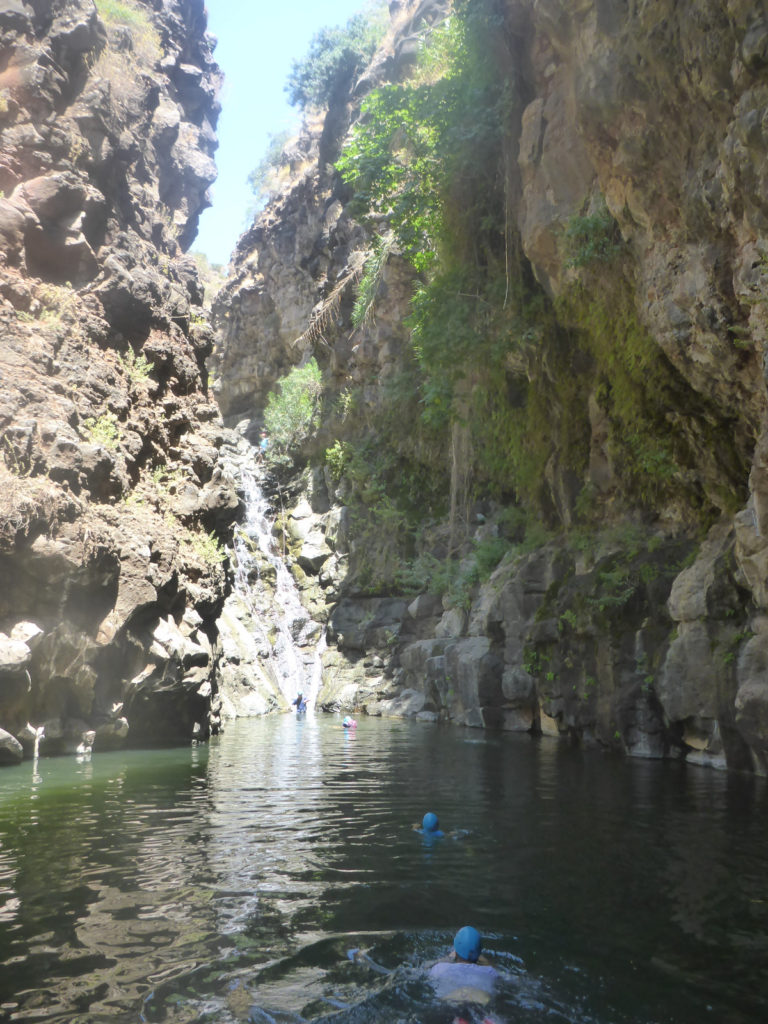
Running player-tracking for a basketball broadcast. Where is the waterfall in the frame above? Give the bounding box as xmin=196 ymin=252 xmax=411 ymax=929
xmin=31 ymin=724 xmax=44 ymax=759
xmin=222 ymin=463 xmax=326 ymax=713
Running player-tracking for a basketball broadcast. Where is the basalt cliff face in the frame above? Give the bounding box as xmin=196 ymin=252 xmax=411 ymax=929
xmin=0 ymin=0 xmax=238 ymax=763
xmin=213 ymin=0 xmax=768 ymax=774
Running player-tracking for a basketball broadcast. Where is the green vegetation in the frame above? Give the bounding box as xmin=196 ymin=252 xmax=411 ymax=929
xmin=19 ymin=283 xmax=78 ymax=325
xmin=151 ymin=465 xmax=187 ymax=498
xmin=557 ymin=276 xmax=693 ymax=512
xmin=93 ymin=0 xmax=162 ymax=82
xmin=95 ymin=0 xmax=152 ymax=30
xmin=336 ymin=2 xmax=543 ymax=512
xmin=263 ymin=0 xmax=736 ymax=599
xmin=563 ymin=202 xmax=624 ymax=268
xmin=352 ymin=235 xmax=394 ymax=327
xmin=82 ymin=413 xmax=120 ymax=450
xmin=722 ymin=629 xmax=753 ymax=666
xmin=120 ymin=347 xmax=153 ymax=384
xmin=360 ymin=531 xmax=512 ymax=607
xmin=187 ymin=529 xmax=227 ymax=566
xmin=324 ymin=439 xmax=349 ymax=482
xmin=285 ymin=2 xmax=387 ymax=109
xmin=264 ymin=359 xmax=324 ymax=452
xmin=2 ymin=436 xmax=32 ymax=477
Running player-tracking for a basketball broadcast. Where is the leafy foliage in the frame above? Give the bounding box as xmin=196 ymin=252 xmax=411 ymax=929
xmin=264 ymin=359 xmax=324 ymax=451
xmin=336 ymin=1 xmax=547 ymax=517
xmin=187 ymin=529 xmax=227 ymax=566
xmin=82 ymin=413 xmax=120 ymax=450
xmin=285 ymin=4 xmax=387 ymax=109
xmin=120 ymin=347 xmax=153 ymax=384
xmin=337 ymin=10 xmax=508 ymax=274
xmin=95 ymin=0 xmax=149 ymax=29
xmin=557 ymin=277 xmax=696 ymax=511
xmin=338 ymin=81 xmax=445 ymax=271
xmin=352 ymin=235 xmax=394 ymax=327
xmin=564 ymin=202 xmax=624 ymax=268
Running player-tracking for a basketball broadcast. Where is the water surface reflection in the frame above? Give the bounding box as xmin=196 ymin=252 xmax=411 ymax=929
xmin=0 ymin=716 xmax=766 ymax=1022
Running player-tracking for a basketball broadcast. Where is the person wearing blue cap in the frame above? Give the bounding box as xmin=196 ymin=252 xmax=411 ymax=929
xmin=428 ymin=926 xmax=498 ymax=1004
xmin=413 ymin=811 xmax=445 ymax=837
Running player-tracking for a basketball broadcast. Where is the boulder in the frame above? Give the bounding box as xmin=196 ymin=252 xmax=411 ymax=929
xmin=0 ymin=198 xmax=30 ymax=266
xmin=0 ymin=634 xmax=31 ymax=673
xmin=10 ymin=622 xmax=43 ymax=649
xmin=298 ymin=530 xmax=332 ymax=573
xmin=0 ymin=728 xmax=23 ymax=766
xmin=407 ymin=593 xmax=443 ymax=619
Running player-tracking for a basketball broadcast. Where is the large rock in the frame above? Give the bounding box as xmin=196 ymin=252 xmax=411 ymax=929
xmin=0 ymin=729 xmax=23 ymax=766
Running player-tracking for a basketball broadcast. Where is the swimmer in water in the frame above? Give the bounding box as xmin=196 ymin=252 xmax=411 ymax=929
xmin=428 ymin=926 xmax=498 ymax=1008
xmin=413 ymin=811 xmax=445 ymax=837
xmin=344 ymin=927 xmax=499 ymax=1024
xmin=342 ymin=715 xmax=357 ymax=728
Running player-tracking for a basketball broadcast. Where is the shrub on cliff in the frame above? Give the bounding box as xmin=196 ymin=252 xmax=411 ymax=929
xmin=263 ymin=359 xmax=323 ymax=453
xmin=285 ymin=2 xmax=387 ymax=109
xmin=337 ymin=2 xmax=538 ymax=509
xmin=564 ymin=202 xmax=624 ymax=268
xmin=94 ymin=0 xmax=161 ymax=64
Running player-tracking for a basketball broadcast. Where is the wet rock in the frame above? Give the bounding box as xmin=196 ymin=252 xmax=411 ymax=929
xmin=298 ymin=531 xmax=332 ymax=573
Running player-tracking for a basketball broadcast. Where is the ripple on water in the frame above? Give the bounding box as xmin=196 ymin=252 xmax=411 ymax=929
xmin=0 ymin=717 xmax=768 ymax=1023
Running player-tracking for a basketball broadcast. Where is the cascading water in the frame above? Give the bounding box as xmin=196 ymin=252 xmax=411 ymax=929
xmin=237 ymin=468 xmax=326 ymax=704
xmin=217 ymin=447 xmax=326 ymax=716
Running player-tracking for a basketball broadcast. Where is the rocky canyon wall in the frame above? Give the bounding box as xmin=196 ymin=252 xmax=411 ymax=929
xmin=212 ymin=0 xmax=768 ymax=775
xmin=0 ymin=0 xmax=239 ymax=763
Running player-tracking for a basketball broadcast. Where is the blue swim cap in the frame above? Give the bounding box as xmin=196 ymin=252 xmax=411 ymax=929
xmin=453 ymin=926 xmax=482 ymax=963
xmin=422 ymin=811 xmax=440 ymax=833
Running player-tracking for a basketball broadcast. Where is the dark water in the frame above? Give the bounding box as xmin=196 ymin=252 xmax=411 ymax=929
xmin=1 ymin=715 xmax=767 ymax=1024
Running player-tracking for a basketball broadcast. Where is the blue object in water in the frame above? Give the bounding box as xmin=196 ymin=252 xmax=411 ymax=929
xmin=453 ymin=925 xmax=482 ymax=963
xmin=422 ymin=811 xmax=440 ymax=833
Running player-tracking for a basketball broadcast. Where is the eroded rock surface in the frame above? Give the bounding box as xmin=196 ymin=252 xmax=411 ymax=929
xmin=0 ymin=0 xmax=234 ymax=757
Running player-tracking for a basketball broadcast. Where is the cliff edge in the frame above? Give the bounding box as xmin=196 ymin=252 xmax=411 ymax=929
xmin=0 ymin=0 xmax=238 ymax=762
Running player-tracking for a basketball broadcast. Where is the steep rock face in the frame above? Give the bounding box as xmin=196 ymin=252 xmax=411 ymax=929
xmin=213 ymin=0 xmax=768 ymax=772
xmin=508 ymin=0 xmax=768 ymax=771
xmin=0 ymin=0 xmax=237 ymax=760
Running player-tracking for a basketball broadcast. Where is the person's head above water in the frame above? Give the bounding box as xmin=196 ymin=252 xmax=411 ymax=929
xmin=422 ymin=811 xmax=440 ymax=833
xmin=453 ymin=926 xmax=482 ymax=963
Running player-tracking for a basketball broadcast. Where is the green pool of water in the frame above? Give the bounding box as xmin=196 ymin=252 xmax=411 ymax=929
xmin=0 ymin=714 xmax=766 ymax=1023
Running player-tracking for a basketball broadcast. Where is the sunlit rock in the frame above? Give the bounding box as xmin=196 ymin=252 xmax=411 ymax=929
xmin=0 ymin=728 xmax=23 ymax=765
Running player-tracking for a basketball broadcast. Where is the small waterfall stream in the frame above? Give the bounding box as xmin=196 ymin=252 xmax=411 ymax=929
xmin=217 ymin=450 xmax=326 ymax=716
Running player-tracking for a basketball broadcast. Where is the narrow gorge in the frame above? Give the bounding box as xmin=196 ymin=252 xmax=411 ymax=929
xmin=3 ymin=0 xmax=768 ymax=777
